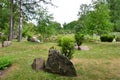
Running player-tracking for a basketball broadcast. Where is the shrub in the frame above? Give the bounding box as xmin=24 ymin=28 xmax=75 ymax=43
xmin=37 ymin=34 xmax=43 ymax=42
xmin=84 ymin=35 xmax=100 ymax=42
xmin=0 ymin=57 xmax=13 ymax=70
xmin=100 ymin=34 xmax=115 ymax=42
xmin=61 ymin=37 xmax=75 ymax=59
xmin=75 ymin=32 xmax=84 ymax=46
xmin=27 ymin=35 xmax=32 ymax=41
xmin=57 ymin=36 xmax=63 ymax=46
xmin=116 ymin=36 xmax=120 ymax=42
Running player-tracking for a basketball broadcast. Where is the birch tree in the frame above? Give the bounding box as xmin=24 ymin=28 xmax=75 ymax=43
xmin=17 ymin=0 xmax=53 ymax=42
xmin=18 ymin=0 xmax=22 ymax=42
xmin=8 ymin=0 xmax=14 ymax=41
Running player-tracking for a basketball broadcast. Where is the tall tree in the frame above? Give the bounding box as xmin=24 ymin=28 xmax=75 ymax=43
xmin=107 ymin=0 xmax=120 ymax=32
xmin=77 ymin=4 xmax=91 ymax=34
xmin=49 ymin=21 xmax=62 ymax=34
xmin=0 ymin=0 xmax=10 ymax=35
xmin=8 ymin=0 xmax=14 ymax=41
xmin=18 ymin=0 xmax=22 ymax=42
xmin=16 ymin=0 xmax=53 ymax=42
xmin=63 ymin=21 xmax=79 ymax=33
xmin=35 ymin=8 xmax=54 ymax=39
xmin=78 ymin=0 xmax=113 ymax=35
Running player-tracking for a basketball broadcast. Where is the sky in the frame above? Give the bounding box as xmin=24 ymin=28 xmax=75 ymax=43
xmin=48 ymin=0 xmax=92 ymax=24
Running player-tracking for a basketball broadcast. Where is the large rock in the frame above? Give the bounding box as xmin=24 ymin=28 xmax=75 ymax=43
xmin=31 ymin=37 xmax=40 ymax=43
xmin=27 ymin=37 xmax=40 ymax=43
xmin=31 ymin=58 xmax=45 ymax=71
xmin=3 ymin=41 xmax=12 ymax=47
xmin=45 ymin=49 xmax=77 ymax=77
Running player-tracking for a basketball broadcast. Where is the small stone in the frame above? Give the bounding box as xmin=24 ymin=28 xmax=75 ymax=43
xmin=31 ymin=58 xmax=45 ymax=71
xmin=79 ymin=46 xmax=89 ymax=51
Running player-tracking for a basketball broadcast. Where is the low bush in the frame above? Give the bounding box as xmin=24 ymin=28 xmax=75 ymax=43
xmin=75 ymin=32 xmax=84 ymax=46
xmin=100 ymin=34 xmax=115 ymax=42
xmin=61 ymin=36 xmax=75 ymax=59
xmin=116 ymin=36 xmax=120 ymax=42
xmin=0 ymin=57 xmax=13 ymax=70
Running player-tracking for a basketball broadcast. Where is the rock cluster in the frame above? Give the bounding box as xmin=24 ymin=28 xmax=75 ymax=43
xmin=0 ymin=41 xmax=12 ymax=48
xmin=32 ymin=49 xmax=77 ymax=77
xmin=27 ymin=37 xmax=40 ymax=43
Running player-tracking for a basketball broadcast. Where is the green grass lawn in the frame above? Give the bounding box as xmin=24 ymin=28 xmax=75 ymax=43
xmin=0 ymin=41 xmax=120 ymax=80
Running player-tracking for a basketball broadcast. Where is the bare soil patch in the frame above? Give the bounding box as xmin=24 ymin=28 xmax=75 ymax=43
xmin=0 ymin=66 xmax=11 ymax=78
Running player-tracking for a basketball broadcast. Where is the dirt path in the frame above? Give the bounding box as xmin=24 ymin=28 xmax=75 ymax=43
xmin=0 ymin=66 xmax=12 ymax=79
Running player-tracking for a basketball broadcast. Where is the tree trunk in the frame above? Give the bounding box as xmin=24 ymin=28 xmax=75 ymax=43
xmin=8 ymin=0 xmax=14 ymax=41
xmin=18 ymin=0 xmax=22 ymax=42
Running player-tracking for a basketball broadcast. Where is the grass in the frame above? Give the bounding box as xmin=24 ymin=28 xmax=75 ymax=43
xmin=0 ymin=56 xmax=12 ymax=70
xmin=0 ymin=41 xmax=120 ymax=80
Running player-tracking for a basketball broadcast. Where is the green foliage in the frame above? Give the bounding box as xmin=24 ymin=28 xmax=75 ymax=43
xmin=100 ymin=34 xmax=115 ymax=42
xmin=47 ymin=36 xmax=57 ymax=42
xmin=0 ymin=34 xmax=8 ymax=42
xmin=84 ymin=35 xmax=100 ymax=42
xmin=0 ymin=0 xmax=10 ymax=31
xmin=78 ymin=0 xmax=113 ymax=35
xmin=107 ymin=0 xmax=120 ymax=32
xmin=75 ymin=32 xmax=84 ymax=46
xmin=114 ymin=32 xmax=120 ymax=42
xmin=37 ymin=34 xmax=43 ymax=42
xmin=61 ymin=36 xmax=75 ymax=59
xmin=49 ymin=21 xmax=62 ymax=34
xmin=27 ymin=34 xmax=33 ymax=41
xmin=22 ymin=22 xmax=35 ymax=38
xmin=116 ymin=36 xmax=120 ymax=42
xmin=49 ymin=46 xmax=55 ymax=49
xmin=78 ymin=4 xmax=90 ymax=16
xmin=114 ymin=20 xmax=120 ymax=32
xmin=57 ymin=35 xmax=63 ymax=46
xmin=35 ymin=8 xmax=55 ymax=41
xmin=0 ymin=57 xmax=12 ymax=70
xmin=74 ymin=24 xmax=84 ymax=34
xmin=63 ymin=21 xmax=79 ymax=33
xmin=0 ymin=41 xmax=120 ymax=80
xmin=57 ymin=35 xmax=75 ymax=46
